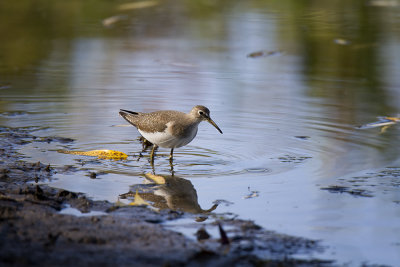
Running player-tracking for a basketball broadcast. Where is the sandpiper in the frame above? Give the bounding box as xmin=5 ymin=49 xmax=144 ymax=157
xmin=119 ymin=105 xmax=223 ymax=163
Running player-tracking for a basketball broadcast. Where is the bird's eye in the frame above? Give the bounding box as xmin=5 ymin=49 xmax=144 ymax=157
xmin=198 ymin=110 xmax=204 ymax=116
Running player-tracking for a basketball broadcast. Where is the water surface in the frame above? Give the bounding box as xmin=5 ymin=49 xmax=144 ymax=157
xmin=1 ymin=0 xmax=400 ymax=265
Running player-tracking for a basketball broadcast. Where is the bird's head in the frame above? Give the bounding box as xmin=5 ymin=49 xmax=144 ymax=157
xmin=191 ymin=105 xmax=223 ymax=134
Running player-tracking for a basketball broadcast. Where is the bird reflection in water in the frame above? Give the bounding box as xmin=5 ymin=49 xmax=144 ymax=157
xmin=120 ymin=173 xmax=218 ymax=220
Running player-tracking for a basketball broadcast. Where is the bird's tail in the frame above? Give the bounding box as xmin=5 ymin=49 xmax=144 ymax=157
xmin=119 ymin=109 xmax=139 ymax=126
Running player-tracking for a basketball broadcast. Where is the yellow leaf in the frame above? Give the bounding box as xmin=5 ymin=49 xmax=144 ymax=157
xmin=144 ymin=173 xmax=166 ymax=184
xmin=58 ymin=149 xmax=128 ymax=160
xmin=384 ymin=117 xmax=400 ymax=122
xmin=129 ymin=190 xmax=150 ymax=206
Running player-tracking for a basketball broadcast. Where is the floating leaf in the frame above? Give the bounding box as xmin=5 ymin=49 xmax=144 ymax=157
xmin=102 ymin=15 xmax=127 ymax=27
xmin=129 ymin=190 xmax=150 ymax=206
xmin=118 ymin=0 xmax=158 ymax=11
xmin=358 ymin=120 xmax=396 ymax=129
xmin=144 ymin=172 xmax=165 ymax=184
xmin=357 ymin=116 xmax=400 ymax=130
xmin=383 ymin=116 xmax=400 ymax=122
xmin=59 ymin=149 xmax=128 ymax=160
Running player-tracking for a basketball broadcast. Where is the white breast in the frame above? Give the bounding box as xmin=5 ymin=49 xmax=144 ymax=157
xmin=138 ymin=122 xmax=198 ymax=149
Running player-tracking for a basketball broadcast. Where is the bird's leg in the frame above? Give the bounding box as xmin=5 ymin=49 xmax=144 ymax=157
xmin=169 ymin=162 xmax=175 ymax=176
xmin=137 ymin=137 xmax=153 ymax=162
xmin=140 ymin=137 xmax=152 ymax=152
xmin=150 ymin=144 xmax=158 ymax=165
xmin=168 ymin=148 xmax=175 ymax=176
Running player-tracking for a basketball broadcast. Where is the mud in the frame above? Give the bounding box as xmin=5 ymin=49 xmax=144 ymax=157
xmin=0 ymin=126 xmax=333 ymax=266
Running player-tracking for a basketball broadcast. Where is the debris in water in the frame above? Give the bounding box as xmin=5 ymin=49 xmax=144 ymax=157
xmin=278 ymin=155 xmax=311 ymax=164
xmin=102 ymin=15 xmax=127 ymax=27
xmin=118 ymin=0 xmax=158 ymax=11
xmin=243 ymin=187 xmax=259 ymax=199
xmin=247 ymin=50 xmax=283 ymax=58
xmin=334 ymin=38 xmax=351 ymax=45
xmin=294 ymin=136 xmax=311 ymax=140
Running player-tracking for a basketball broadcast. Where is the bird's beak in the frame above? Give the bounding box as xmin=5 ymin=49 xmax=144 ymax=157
xmin=207 ymin=118 xmax=223 ymax=134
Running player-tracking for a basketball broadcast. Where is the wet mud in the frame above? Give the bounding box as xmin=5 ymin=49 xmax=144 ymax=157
xmin=0 ymin=126 xmax=333 ymax=266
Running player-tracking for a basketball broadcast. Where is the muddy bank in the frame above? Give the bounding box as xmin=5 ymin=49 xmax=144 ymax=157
xmin=0 ymin=126 xmax=333 ymax=266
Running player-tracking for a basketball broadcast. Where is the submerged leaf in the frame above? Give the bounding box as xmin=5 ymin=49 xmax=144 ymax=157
xmin=59 ymin=149 xmax=128 ymax=160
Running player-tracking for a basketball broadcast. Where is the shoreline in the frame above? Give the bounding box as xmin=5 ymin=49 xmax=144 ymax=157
xmin=0 ymin=126 xmax=332 ymax=266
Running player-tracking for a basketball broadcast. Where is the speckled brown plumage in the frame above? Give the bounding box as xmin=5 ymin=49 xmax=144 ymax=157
xmin=119 ymin=105 xmax=222 ymax=163
xmin=120 ymin=109 xmax=195 ymax=134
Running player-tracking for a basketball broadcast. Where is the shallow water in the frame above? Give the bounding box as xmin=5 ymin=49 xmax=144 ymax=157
xmin=1 ymin=0 xmax=400 ymax=265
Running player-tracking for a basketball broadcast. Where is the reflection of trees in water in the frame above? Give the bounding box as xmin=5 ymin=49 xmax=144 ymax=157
xmin=291 ymin=1 xmax=395 ymax=115
xmin=2 ymin=0 xmax=395 ymax=81
xmin=2 ymin=1 xmax=396 ymax=114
